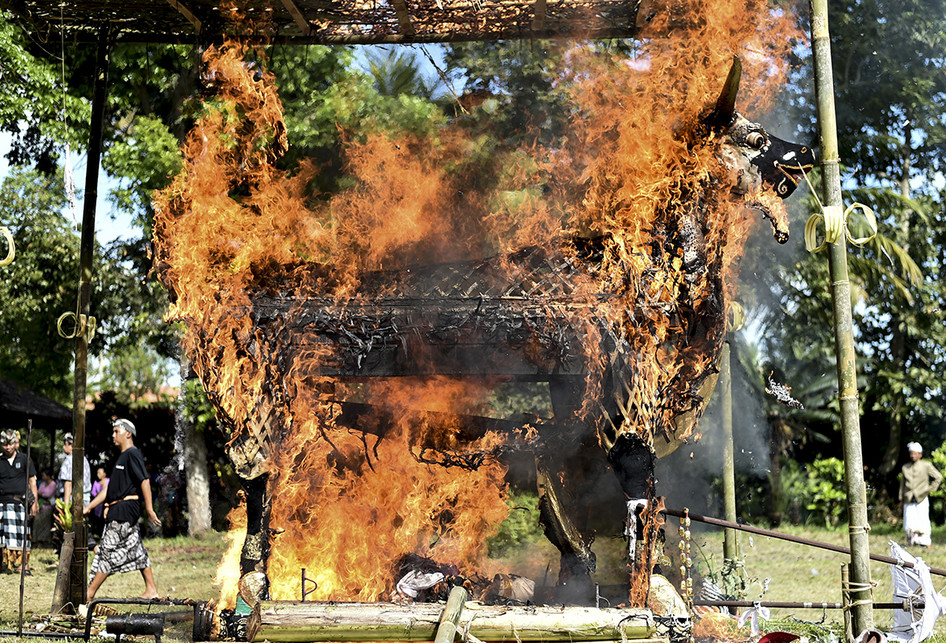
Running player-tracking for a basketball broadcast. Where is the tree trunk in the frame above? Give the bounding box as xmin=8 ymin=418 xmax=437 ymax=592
xmin=765 ymin=422 xmax=785 ymax=527
xmin=248 ymin=601 xmax=657 ymax=642
xmin=184 ymin=417 xmax=212 ymax=536
xmin=181 ymin=359 xmax=212 ymax=537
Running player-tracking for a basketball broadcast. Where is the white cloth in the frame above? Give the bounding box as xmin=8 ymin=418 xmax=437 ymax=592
xmin=887 ymin=541 xmax=946 ymax=643
xmin=625 ymin=498 xmax=647 ymax=558
xmin=395 ymin=570 xmax=444 ymax=598
xmin=737 ymin=601 xmax=770 ymax=635
xmin=904 ymin=498 xmax=932 ymax=546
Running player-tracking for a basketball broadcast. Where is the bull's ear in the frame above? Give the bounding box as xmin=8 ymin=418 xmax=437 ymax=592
xmin=707 ymin=56 xmax=742 ymax=129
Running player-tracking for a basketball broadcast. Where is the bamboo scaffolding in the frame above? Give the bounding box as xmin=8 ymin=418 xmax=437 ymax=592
xmin=247 ymin=602 xmax=657 ymax=642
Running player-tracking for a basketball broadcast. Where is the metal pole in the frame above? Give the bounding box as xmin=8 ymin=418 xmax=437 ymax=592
xmin=720 ymin=341 xmax=738 ymax=562
xmin=662 ymin=507 xmax=946 ymax=576
xmin=808 ymin=0 xmax=874 ymax=633
xmin=69 ymin=29 xmax=111 ymax=609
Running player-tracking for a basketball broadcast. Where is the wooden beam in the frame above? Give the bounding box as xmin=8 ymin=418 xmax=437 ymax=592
xmin=390 ymin=0 xmax=416 ymax=36
xmin=166 ymin=0 xmax=201 ymax=31
xmin=279 ymin=0 xmax=312 ymax=34
xmin=531 ymin=0 xmax=548 ymax=32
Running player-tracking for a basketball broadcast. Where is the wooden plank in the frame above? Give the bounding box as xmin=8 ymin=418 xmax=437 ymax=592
xmin=165 ymin=0 xmax=201 ymax=30
xmin=531 ymin=0 xmax=548 ymax=31
xmin=391 ymin=0 xmax=417 ymax=36
xmin=280 ymin=0 xmax=312 ymax=34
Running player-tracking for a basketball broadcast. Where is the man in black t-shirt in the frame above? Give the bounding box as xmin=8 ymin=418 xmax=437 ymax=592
xmin=0 ymin=429 xmax=38 ymax=573
xmin=84 ymin=419 xmax=162 ymax=601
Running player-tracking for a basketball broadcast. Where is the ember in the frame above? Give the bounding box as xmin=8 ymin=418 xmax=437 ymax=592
xmin=152 ymin=0 xmax=809 ymax=612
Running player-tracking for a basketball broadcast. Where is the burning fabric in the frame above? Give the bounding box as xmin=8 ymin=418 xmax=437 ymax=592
xmin=152 ymin=0 xmax=811 ymax=611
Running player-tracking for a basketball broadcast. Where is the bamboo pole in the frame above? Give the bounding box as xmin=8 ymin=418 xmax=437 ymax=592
xmin=693 ymin=600 xmax=920 ymax=611
xmin=18 ymin=419 xmax=33 ymax=637
xmin=434 ymin=587 xmax=469 ymax=643
xmin=808 ymin=0 xmax=874 ymax=633
xmin=719 ymin=342 xmax=738 ymax=562
xmin=662 ymin=508 xmax=946 ymax=577
xmin=247 ymin=602 xmax=656 ymax=642
xmin=68 ymin=28 xmax=111 ymax=610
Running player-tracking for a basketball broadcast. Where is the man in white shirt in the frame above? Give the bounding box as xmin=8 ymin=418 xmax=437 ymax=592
xmin=58 ymin=433 xmax=92 ymax=506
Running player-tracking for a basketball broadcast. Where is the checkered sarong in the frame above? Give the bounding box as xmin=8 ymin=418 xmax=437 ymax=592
xmin=0 ymin=501 xmax=29 ymax=551
xmin=89 ymin=521 xmax=151 ymax=581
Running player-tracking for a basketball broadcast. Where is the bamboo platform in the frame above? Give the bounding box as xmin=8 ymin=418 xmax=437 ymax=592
xmin=247 ymin=601 xmax=664 ymax=642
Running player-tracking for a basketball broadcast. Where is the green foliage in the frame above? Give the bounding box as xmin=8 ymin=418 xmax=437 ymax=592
xmin=0 ymin=10 xmax=88 ymax=172
xmin=92 ymin=344 xmax=175 ymax=409
xmin=487 ymin=382 xmax=552 ymax=420
xmin=0 ymin=168 xmax=79 ymax=401
xmin=443 ymin=41 xmax=571 ymax=145
xmin=782 ymin=458 xmax=848 ymax=527
xmin=363 ymin=47 xmax=440 ymax=99
xmin=750 ymin=0 xmax=946 ymax=486
xmin=103 ymin=114 xmax=183 ymax=229
xmin=53 ymin=498 xmax=72 ymax=533
xmin=181 ymin=377 xmax=219 ymax=433
xmin=271 ymin=45 xmax=446 ymax=178
xmin=486 ymin=488 xmax=543 ymax=557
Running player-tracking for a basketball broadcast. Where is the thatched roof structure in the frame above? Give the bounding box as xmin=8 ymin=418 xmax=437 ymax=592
xmin=0 ymin=379 xmax=70 ymax=422
xmin=0 ymin=0 xmax=653 ymax=45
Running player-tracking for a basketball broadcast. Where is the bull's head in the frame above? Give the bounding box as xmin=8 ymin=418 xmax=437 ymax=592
xmin=708 ymin=57 xmax=816 ymax=200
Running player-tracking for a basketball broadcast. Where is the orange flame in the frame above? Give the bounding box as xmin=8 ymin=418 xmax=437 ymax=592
xmin=153 ymin=0 xmax=803 ymax=607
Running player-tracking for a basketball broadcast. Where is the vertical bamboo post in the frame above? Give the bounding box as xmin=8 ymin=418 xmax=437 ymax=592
xmin=808 ymin=0 xmax=873 ymax=634
xmin=434 ymin=586 xmax=470 ymax=643
xmin=841 ymin=564 xmax=854 ymax=643
xmin=18 ymin=419 xmax=33 ymax=637
xmin=720 ymin=342 xmax=738 ymax=562
xmin=68 ymin=29 xmax=111 ymax=610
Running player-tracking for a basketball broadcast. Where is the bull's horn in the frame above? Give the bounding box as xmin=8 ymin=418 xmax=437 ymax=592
xmin=708 ymin=55 xmax=741 ymax=128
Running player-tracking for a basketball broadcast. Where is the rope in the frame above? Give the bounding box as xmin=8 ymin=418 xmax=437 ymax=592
xmin=842 ymin=579 xmax=879 ymax=612
xmin=800 ymin=166 xmax=877 ymax=253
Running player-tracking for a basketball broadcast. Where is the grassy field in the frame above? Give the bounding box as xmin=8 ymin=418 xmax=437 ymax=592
xmin=1 ymin=523 xmax=945 ymax=641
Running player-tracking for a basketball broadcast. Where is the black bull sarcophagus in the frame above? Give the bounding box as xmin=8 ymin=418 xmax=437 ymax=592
xmin=154 ymin=52 xmax=814 ymax=604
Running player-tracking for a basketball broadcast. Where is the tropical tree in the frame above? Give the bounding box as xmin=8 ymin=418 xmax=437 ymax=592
xmin=751 ymin=0 xmax=946 ymax=508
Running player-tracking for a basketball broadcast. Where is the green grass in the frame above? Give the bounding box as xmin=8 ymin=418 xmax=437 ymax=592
xmin=2 ymin=524 xmax=946 ymax=642
xmin=664 ymin=520 xmax=946 ymax=641
xmin=0 ymin=534 xmax=229 ymax=633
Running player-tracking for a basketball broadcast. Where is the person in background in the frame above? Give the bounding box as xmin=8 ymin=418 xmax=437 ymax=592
xmin=84 ymin=419 xmax=161 ymax=601
xmin=38 ymin=471 xmax=57 ymax=508
xmin=89 ymin=466 xmax=108 ymax=537
xmin=0 ymin=429 xmax=38 ymax=573
xmin=900 ymin=441 xmax=943 ymax=548
xmin=58 ymin=432 xmax=92 ymax=506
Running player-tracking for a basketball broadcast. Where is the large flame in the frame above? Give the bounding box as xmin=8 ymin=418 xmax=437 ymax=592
xmin=153 ymin=0 xmax=802 ymax=607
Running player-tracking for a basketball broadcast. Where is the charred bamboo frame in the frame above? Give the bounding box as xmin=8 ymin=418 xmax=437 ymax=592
xmin=808 ymin=0 xmax=874 ymax=633
xmin=663 ymin=508 xmax=946 ymax=577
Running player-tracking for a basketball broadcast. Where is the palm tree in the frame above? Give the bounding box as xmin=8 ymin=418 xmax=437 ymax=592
xmin=363 ymin=47 xmax=439 ymax=99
